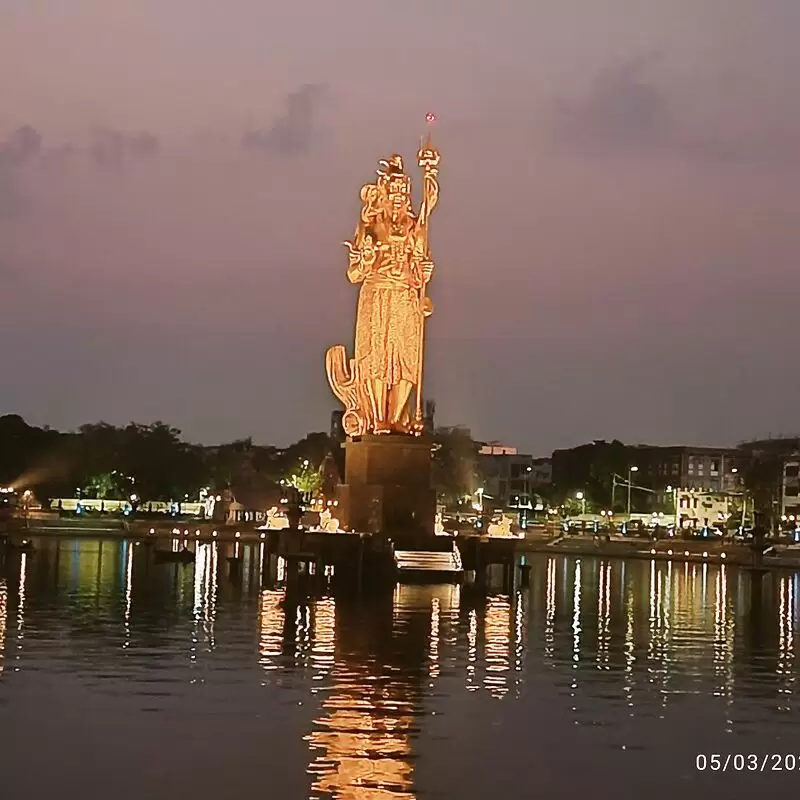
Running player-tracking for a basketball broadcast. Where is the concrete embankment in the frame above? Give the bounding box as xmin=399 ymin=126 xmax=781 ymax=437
xmin=6 ymin=519 xmax=800 ymax=571
xmin=518 ymin=533 xmax=800 ymax=570
xmin=12 ymin=517 xmax=263 ymax=542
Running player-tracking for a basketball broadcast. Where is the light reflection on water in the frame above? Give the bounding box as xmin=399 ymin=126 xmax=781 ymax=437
xmin=0 ymin=576 xmax=6 ymax=674
xmin=0 ymin=540 xmax=799 ymax=799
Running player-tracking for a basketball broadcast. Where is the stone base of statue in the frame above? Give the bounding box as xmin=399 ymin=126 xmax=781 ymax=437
xmin=335 ymin=434 xmax=436 ymax=535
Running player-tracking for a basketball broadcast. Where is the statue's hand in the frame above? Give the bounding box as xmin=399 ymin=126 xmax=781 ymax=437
xmin=343 ymin=241 xmax=360 ymax=265
xmin=418 ymin=146 xmax=440 ymax=170
xmin=421 ymin=260 xmax=434 ymax=282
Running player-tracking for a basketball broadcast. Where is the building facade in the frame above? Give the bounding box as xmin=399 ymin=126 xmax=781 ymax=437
xmin=674 ymin=489 xmax=730 ymax=530
xmin=633 ymin=445 xmax=742 ymax=509
xmin=528 ymin=457 xmax=552 ymax=489
xmin=781 ymin=458 xmax=800 ymax=519
xmin=739 ymin=438 xmax=800 ymax=528
xmin=477 ymin=443 xmax=533 ymax=510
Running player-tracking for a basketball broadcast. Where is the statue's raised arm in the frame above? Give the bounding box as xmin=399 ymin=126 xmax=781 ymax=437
xmin=416 ymin=135 xmax=440 ymax=235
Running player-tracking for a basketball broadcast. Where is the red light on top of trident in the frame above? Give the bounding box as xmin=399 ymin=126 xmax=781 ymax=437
xmin=421 ymin=112 xmax=438 ymax=152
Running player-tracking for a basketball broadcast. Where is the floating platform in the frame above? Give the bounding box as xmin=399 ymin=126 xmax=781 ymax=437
xmin=394 ymin=544 xmax=463 ymax=583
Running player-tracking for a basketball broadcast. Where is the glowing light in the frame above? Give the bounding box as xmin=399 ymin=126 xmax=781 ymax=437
xmin=123 ymin=542 xmax=133 ymax=646
xmin=310 ymin=597 xmax=336 ymax=679
xmin=571 ymin=561 xmax=582 ymax=670
xmin=258 ymin=589 xmax=285 ymax=672
xmin=426 ymin=111 xmax=437 ymax=123
xmin=466 ymin=608 xmax=478 ymax=689
xmin=429 ymin=597 xmax=440 ymax=678
xmin=17 ymin=553 xmax=27 ymax=640
xmin=0 ymin=579 xmax=7 ymax=675
xmin=235 ymin=532 xmax=241 ymax=539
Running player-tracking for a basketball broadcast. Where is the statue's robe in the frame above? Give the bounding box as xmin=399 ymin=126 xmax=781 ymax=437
xmin=352 ymin=231 xmax=423 ymax=387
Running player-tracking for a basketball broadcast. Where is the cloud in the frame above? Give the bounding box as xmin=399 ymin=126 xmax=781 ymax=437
xmin=679 ymin=129 xmax=800 ymax=166
xmin=551 ymin=55 xmax=800 ymax=166
xmin=0 ymin=125 xmax=43 ymax=219
xmin=0 ymin=125 xmax=44 ymax=167
xmin=90 ymin=129 xmax=159 ymax=168
xmin=0 ymin=170 xmax=23 ymax=220
xmin=551 ymin=54 xmax=670 ymax=154
xmin=242 ymin=84 xmax=327 ymax=156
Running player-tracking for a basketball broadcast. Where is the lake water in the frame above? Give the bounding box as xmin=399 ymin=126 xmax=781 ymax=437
xmin=1 ymin=538 xmax=799 ymax=799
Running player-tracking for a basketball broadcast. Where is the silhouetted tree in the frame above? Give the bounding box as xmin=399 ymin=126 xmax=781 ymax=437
xmin=432 ymin=426 xmax=479 ymax=508
xmin=278 ymin=432 xmax=331 ymax=478
xmin=744 ymin=452 xmax=782 ymax=531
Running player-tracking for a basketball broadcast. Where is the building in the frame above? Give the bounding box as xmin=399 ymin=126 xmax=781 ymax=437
xmin=551 ymin=440 xmax=743 ymax=513
xmin=781 ymin=458 xmax=800 ymax=520
xmin=528 ymin=457 xmax=552 ymax=489
xmin=674 ymin=489 xmax=730 ymax=530
xmin=477 ymin=442 xmax=533 ymax=510
xmin=423 ymin=399 xmax=436 ymax=435
xmin=330 ymin=410 xmax=345 ymax=443
xmin=633 ymin=445 xmax=743 ymax=509
xmin=738 ymin=437 xmax=800 ymax=527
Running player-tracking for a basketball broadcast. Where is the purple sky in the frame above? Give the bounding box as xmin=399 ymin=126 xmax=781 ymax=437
xmin=1 ymin=1 xmax=799 ymax=455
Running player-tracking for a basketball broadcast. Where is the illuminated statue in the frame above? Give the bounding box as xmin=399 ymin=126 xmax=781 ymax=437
xmin=326 ymin=130 xmax=440 ymax=436
xmin=487 ymin=515 xmax=514 ymax=538
xmin=318 ymin=508 xmax=342 ymax=533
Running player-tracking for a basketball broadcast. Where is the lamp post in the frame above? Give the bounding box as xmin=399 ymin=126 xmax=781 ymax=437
xmin=666 ymin=485 xmax=679 ymax=530
xmin=626 ymin=466 xmax=639 ymax=528
xmin=576 ymin=491 xmax=586 ymax=516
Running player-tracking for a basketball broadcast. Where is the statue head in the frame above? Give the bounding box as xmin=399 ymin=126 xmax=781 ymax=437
xmin=377 ymin=154 xmax=411 ymax=214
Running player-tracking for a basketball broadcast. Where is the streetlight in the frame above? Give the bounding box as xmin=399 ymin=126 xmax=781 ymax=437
xmin=627 ymin=466 xmax=639 ymax=528
xmin=666 ymin=484 xmax=679 ymax=529
xmin=576 ymin=491 xmax=586 ymax=515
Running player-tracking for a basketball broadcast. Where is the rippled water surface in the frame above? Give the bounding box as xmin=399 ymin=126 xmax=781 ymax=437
xmin=1 ymin=539 xmax=800 ymax=799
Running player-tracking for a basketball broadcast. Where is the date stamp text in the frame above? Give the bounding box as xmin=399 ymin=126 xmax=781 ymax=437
xmin=696 ymin=754 xmax=800 ymax=772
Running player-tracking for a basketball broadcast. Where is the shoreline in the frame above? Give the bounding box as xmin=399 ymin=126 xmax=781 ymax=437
xmin=4 ymin=518 xmax=800 ymax=571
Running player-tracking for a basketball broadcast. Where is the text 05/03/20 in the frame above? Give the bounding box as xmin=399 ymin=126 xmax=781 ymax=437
xmin=696 ymin=754 xmax=800 ymax=772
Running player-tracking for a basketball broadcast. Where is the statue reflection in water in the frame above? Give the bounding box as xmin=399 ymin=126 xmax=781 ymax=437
xmin=305 ymin=585 xmax=458 ymax=800
xmin=258 ymin=583 xmax=461 ymax=799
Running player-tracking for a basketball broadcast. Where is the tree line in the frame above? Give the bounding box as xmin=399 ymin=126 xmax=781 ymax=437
xmin=0 ymin=414 xmax=333 ymax=506
xmin=0 ymin=414 xmax=483 ymax=510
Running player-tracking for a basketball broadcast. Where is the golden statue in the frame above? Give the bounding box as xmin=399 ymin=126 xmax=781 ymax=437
xmin=326 ymin=132 xmax=440 ymax=436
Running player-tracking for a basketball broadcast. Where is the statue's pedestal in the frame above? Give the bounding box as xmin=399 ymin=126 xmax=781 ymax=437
xmin=336 ymin=435 xmax=436 ymax=535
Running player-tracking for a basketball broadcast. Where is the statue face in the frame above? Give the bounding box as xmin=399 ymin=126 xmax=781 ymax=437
xmin=387 ymin=177 xmax=411 ymax=212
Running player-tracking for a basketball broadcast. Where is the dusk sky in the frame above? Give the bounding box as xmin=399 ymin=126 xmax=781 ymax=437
xmin=1 ymin=0 xmax=799 ymax=455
